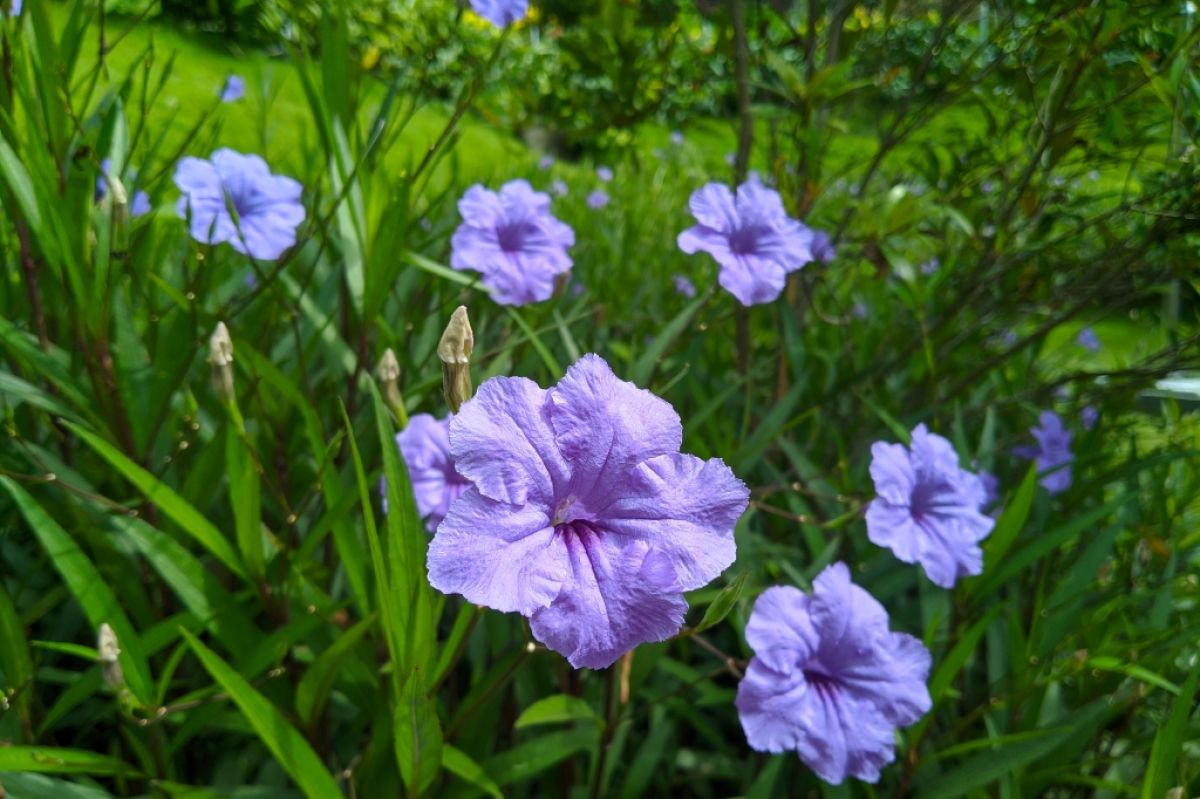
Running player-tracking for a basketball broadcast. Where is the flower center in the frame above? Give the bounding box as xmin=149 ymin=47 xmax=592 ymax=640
xmin=727 ymin=224 xmax=769 ymax=255
xmin=497 ymin=220 xmax=535 ymax=252
xmin=551 ymin=495 xmax=577 ymax=527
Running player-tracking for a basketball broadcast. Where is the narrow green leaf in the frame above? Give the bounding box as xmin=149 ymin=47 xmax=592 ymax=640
xmin=980 ymin=463 xmax=1038 ymax=565
xmin=1 ymin=477 xmax=154 ymax=706
xmin=0 ymin=773 xmax=118 ymax=799
xmin=1141 ymin=658 xmax=1200 ymax=798
xmin=226 ymin=422 xmax=265 ymax=581
xmin=506 ymin=306 xmax=562 ymax=376
xmin=65 ymin=423 xmax=245 ymax=578
xmin=0 ymin=747 xmax=139 ymax=777
xmin=442 ymin=745 xmax=502 ymax=799
xmin=481 ymin=727 xmax=595 ymax=787
xmin=513 ymin=694 xmax=597 ymax=730
xmin=180 ymin=629 xmax=343 ymax=799
xmin=0 ymin=579 xmax=34 ymax=726
xmin=394 ymin=669 xmax=444 ymax=797
xmin=295 ymin=615 xmax=376 ymax=731
xmin=693 ymin=572 xmax=748 ymax=634
xmin=631 ymin=289 xmax=711 ymax=386
xmin=404 ymin=250 xmax=478 ymax=288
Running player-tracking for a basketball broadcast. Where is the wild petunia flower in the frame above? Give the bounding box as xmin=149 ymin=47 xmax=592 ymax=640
xmin=450 ymin=179 xmax=575 ymax=306
xmin=586 ymin=189 xmax=610 ymax=210
xmin=736 ymin=562 xmax=932 ymax=785
xmin=596 ymin=166 xmax=613 ymax=183
xmin=221 ymin=75 xmax=245 ymax=103
xmin=670 ymin=131 xmax=685 ymax=146
xmin=384 ymin=414 xmax=470 ymax=532
xmin=673 ymin=274 xmax=697 ymax=298
xmin=920 ymin=257 xmax=940 ymax=275
xmin=1014 ymin=411 xmax=1073 ymax=494
xmin=866 ymin=424 xmax=995 ymax=588
xmin=427 ymin=354 xmax=750 ymax=669
xmin=1081 ymin=405 xmax=1099 ymax=430
xmin=1076 ymin=326 xmax=1100 ymax=353
xmin=174 ymin=148 xmax=305 ymax=260
xmin=810 ymin=230 xmax=836 ymax=263
xmin=551 ymin=179 xmax=569 ymax=197
xmin=469 ymin=0 xmax=528 ymax=27
xmin=677 ymin=177 xmax=815 ymax=306
xmin=538 ymin=154 xmax=555 ymax=171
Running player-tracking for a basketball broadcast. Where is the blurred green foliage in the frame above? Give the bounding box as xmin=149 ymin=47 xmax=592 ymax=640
xmin=0 ymin=1 xmax=1198 ymax=797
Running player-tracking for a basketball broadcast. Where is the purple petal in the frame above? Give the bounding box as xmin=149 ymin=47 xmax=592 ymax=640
xmin=744 ymin=586 xmax=819 ymax=674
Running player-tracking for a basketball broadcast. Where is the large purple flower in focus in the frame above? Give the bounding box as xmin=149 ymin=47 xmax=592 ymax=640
xmin=470 ymin=0 xmax=528 ymax=27
xmin=427 ymin=354 xmax=749 ymax=669
xmin=450 ymin=180 xmax=575 ymax=306
xmin=677 ymin=177 xmax=814 ymax=306
xmin=866 ymin=424 xmax=995 ymax=588
xmin=387 ymin=414 xmax=470 ymax=532
xmin=174 ymin=149 xmax=305 ymax=261
xmin=736 ymin=563 xmax=931 ymax=785
xmin=1014 ymin=411 xmax=1073 ymax=494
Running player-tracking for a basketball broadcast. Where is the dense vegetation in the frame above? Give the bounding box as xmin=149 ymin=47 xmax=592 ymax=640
xmin=0 ymin=1 xmax=1197 ymax=797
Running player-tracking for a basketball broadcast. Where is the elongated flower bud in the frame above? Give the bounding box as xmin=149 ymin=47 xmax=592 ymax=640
xmin=437 ymin=306 xmax=474 ymax=413
xmin=377 ymin=348 xmax=408 ymax=427
xmin=209 ymin=322 xmax=234 ymax=403
xmin=97 ymin=623 xmax=125 ymax=692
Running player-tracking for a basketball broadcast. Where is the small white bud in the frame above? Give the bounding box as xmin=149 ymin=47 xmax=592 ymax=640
xmin=437 ymin=306 xmax=474 ymax=413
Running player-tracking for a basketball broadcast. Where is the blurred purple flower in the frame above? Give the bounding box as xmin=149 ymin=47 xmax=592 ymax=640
xmin=538 ymin=154 xmax=555 ymax=171
xmin=980 ymin=180 xmax=995 ymax=194
xmin=450 ymin=179 xmax=575 ymax=306
xmin=175 ymin=149 xmax=306 ymax=260
xmin=383 ymin=414 xmax=470 ymax=532
xmin=736 ymin=563 xmax=931 ymax=785
xmin=810 ymin=230 xmax=836 ymax=264
xmin=670 ymin=131 xmax=684 ymax=146
xmin=596 ymin=166 xmax=613 ymax=183
xmin=3 ymin=0 xmax=19 ymax=16
xmin=570 ymin=280 xmax=585 ymax=298
xmin=221 ymin=75 xmax=245 ymax=103
xmin=866 ymin=424 xmax=995 ymax=588
xmin=724 ymin=152 xmax=736 ymax=166
xmin=1014 ymin=411 xmax=1073 ymax=494
xmin=1081 ymin=405 xmax=1099 ymax=431
xmin=677 ymin=177 xmax=814 ymax=306
xmin=673 ymin=274 xmax=696 ymax=298
xmin=427 ymin=354 xmax=749 ymax=669
xmin=1002 ymin=329 xmax=1019 ymax=346
xmin=1076 ymin=326 xmax=1100 ymax=352
xmin=851 ymin=301 xmax=868 ymax=320
xmin=978 ymin=470 xmax=1000 ymax=508
xmin=469 ymin=0 xmax=528 ymax=27
xmin=551 ymin=179 xmax=569 ymax=197
xmin=130 ymin=191 xmax=152 ymax=218
xmin=920 ymin=257 xmax=940 ymax=275
xmin=244 ymin=273 xmax=258 ymax=289
xmin=586 ymin=189 xmax=609 ymax=209
xmin=1087 ymin=169 xmax=1100 ymax=181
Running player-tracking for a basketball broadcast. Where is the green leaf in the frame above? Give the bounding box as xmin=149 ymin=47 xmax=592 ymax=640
xmin=1 ymin=477 xmax=154 ymax=706
xmin=1140 ymin=659 xmax=1199 ymax=799
xmin=65 ymin=422 xmax=246 ymax=579
xmin=295 ymin=615 xmax=376 ymax=731
xmin=513 ymin=694 xmax=597 ymax=730
xmin=692 ymin=572 xmax=748 ymax=634
xmin=506 ymin=306 xmax=562 ymax=377
xmin=180 ymin=629 xmax=343 ymax=799
xmin=0 ymin=747 xmax=139 ymax=777
xmin=225 ymin=422 xmax=265 ymax=581
xmin=631 ymin=288 xmax=711 ymax=386
xmin=481 ymin=727 xmax=596 ymax=787
xmin=0 ymin=773 xmax=119 ymax=799
xmin=394 ymin=669 xmax=444 ymax=797
xmin=0 ymin=580 xmax=34 ymax=726
xmin=442 ymin=745 xmax=502 ymax=799
xmin=0 ymin=371 xmax=79 ymax=421
xmin=980 ymin=463 xmax=1038 ymax=565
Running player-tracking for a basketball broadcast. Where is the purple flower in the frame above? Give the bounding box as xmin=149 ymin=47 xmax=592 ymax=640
xmin=174 ymin=148 xmax=306 ymax=261
xmin=596 ymin=166 xmax=613 ymax=183
xmin=677 ymin=177 xmax=815 ymax=306
xmin=866 ymin=424 xmax=995 ymax=588
xmin=538 ymin=154 xmax=555 ymax=171
xmin=736 ymin=563 xmax=932 ymax=785
xmin=551 ymin=179 xmax=569 ymax=197
xmin=586 ymin=189 xmax=610 ymax=210
xmin=979 ymin=470 xmax=1000 ymax=508
xmin=673 ymin=274 xmax=697 ymax=298
xmin=97 ymin=159 xmax=151 ymax=218
xmin=980 ymin=180 xmax=995 ymax=194
xmin=1081 ymin=406 xmax=1099 ymax=430
xmin=920 ymin=257 xmax=940 ymax=275
xmin=450 ymin=179 xmax=575 ymax=306
xmin=724 ymin=152 xmax=736 ymax=166
xmin=221 ymin=75 xmax=245 ymax=103
xmin=810 ymin=230 xmax=836 ymax=264
xmin=130 ymin=191 xmax=152 ymax=218
xmin=469 ymin=0 xmax=528 ymax=27
xmin=670 ymin=131 xmax=684 ymax=146
xmin=851 ymin=301 xmax=868 ymax=320
xmin=1001 ymin=329 xmax=1019 ymax=346
xmin=3 ymin=0 xmax=19 ymax=16
xmin=1076 ymin=326 xmax=1100 ymax=353
xmin=426 ymin=354 xmax=749 ymax=669
xmin=1014 ymin=411 xmax=1073 ymax=495
xmin=387 ymin=414 xmax=470 ymax=532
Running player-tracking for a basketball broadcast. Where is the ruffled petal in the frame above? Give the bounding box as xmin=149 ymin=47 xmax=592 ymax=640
xmin=744 ymin=586 xmax=819 ymax=674
xmin=427 ymin=488 xmax=566 ymax=614
xmin=450 ymin=377 xmax=568 ymax=506
xmin=529 ymin=533 xmax=686 ymax=669
xmin=592 ymin=452 xmax=746 ymax=590
xmin=688 ymin=183 xmax=739 ymax=233
xmin=715 ymin=252 xmax=788 ymax=306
